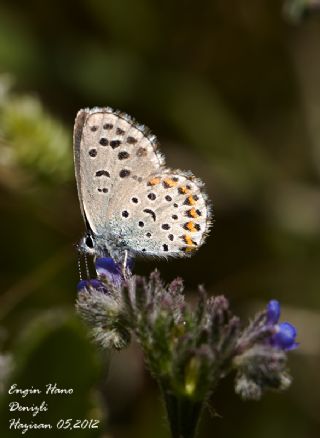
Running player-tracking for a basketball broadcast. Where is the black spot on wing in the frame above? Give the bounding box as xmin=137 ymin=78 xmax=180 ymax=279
xmin=127 ymin=136 xmax=137 ymax=144
xmin=99 ymin=138 xmax=108 ymax=146
xmin=96 ymin=170 xmax=110 ymax=177
xmin=119 ymin=169 xmax=131 ymax=178
xmin=143 ymin=209 xmax=156 ymax=221
xmin=110 ymin=140 xmax=121 ymax=148
xmin=118 ymin=151 xmax=130 ymax=160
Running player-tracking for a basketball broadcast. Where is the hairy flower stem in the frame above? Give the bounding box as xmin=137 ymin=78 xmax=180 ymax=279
xmin=161 ymin=386 xmax=203 ymax=438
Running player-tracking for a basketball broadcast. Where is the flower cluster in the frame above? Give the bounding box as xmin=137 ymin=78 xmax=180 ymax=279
xmin=76 ymin=258 xmax=131 ymax=350
xmin=76 ymin=258 xmax=298 ymax=405
xmin=233 ymin=299 xmax=298 ymax=400
xmin=267 ymin=300 xmax=298 ymax=350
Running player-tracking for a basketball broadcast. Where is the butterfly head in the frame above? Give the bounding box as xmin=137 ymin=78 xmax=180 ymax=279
xmin=78 ymin=231 xmax=116 ymax=259
xmin=78 ymin=233 xmax=97 ymax=256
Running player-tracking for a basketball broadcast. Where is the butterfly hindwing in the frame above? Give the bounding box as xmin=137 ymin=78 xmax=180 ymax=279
xmin=106 ymin=172 xmax=211 ymax=257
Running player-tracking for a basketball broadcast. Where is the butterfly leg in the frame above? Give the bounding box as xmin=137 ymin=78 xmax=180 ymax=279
xmin=77 ymin=253 xmax=83 ymax=280
xmin=122 ymin=250 xmax=129 ymax=280
xmin=77 ymin=252 xmax=91 ymax=280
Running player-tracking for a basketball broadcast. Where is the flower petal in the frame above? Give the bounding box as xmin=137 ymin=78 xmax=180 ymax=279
xmin=77 ymin=279 xmax=107 ymax=292
xmin=266 ymin=299 xmax=281 ymax=324
xmin=271 ymin=322 xmax=298 ymax=351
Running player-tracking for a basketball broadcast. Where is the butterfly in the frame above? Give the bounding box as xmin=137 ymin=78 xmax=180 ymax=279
xmin=73 ymin=107 xmax=212 ymax=265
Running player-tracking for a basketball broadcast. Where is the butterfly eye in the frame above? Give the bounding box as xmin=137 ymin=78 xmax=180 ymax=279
xmin=85 ymin=235 xmax=94 ymax=249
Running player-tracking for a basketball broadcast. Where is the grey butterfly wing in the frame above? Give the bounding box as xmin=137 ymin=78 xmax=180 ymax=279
xmin=73 ymin=107 xmax=164 ymax=236
xmin=107 ymin=171 xmax=211 ymax=258
xmin=73 ymin=109 xmax=87 ymax=225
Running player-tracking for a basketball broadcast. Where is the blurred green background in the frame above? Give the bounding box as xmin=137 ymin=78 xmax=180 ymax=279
xmin=0 ymin=0 xmax=319 ymax=437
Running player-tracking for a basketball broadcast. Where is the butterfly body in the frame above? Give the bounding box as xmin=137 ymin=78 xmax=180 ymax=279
xmin=74 ymin=107 xmax=212 ymax=263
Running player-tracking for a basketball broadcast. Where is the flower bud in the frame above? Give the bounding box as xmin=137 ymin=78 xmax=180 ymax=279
xmin=266 ymin=299 xmax=281 ymax=324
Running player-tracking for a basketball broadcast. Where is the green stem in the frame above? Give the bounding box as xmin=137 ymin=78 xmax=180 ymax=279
xmin=161 ymin=386 xmax=203 ymax=438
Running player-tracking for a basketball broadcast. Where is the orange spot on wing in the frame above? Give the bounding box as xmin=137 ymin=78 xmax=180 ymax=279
xmin=183 ymin=234 xmax=194 ymax=246
xmin=163 ymin=178 xmax=178 ymax=188
xmin=188 ymin=208 xmax=198 ymax=218
xmin=179 ymin=186 xmax=190 ymax=194
xmin=186 ymin=221 xmax=197 ymax=232
xmin=186 ymin=195 xmax=196 ymax=205
xmin=148 ymin=177 xmax=161 ymax=186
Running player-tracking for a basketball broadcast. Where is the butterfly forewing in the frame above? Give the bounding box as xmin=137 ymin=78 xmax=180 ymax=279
xmin=74 ymin=108 xmax=164 ymax=235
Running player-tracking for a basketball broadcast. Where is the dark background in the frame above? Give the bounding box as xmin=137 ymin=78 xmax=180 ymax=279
xmin=0 ymin=1 xmax=319 ymax=437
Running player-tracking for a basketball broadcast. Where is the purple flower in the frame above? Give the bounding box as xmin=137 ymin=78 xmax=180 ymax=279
xmin=265 ymin=300 xmax=298 ymax=351
xmin=77 ymin=257 xmax=133 ymax=294
xmin=271 ymin=322 xmax=298 ymax=351
xmin=95 ymin=257 xmax=132 ymax=287
xmin=266 ymin=299 xmax=281 ymax=324
xmin=77 ymin=279 xmax=107 ymax=292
